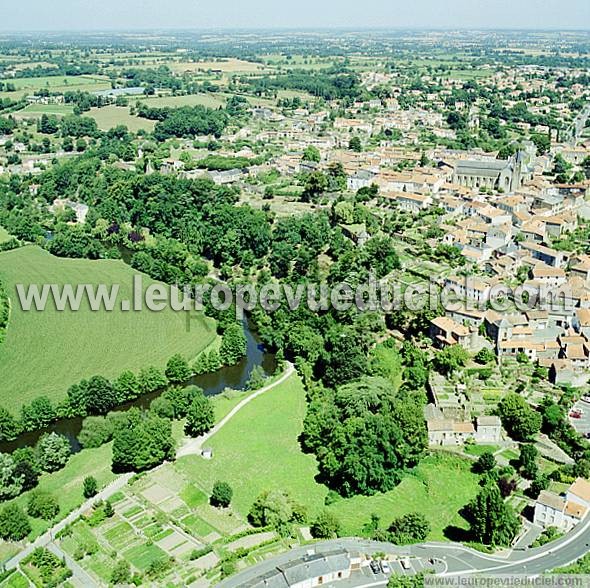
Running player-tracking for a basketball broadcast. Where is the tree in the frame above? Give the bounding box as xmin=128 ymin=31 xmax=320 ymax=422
xmin=104 ymin=500 xmax=115 ymax=517
xmin=310 ymin=510 xmax=341 ymax=539
xmin=498 ymin=393 xmax=541 ymax=441
xmin=111 ymin=409 xmax=175 ymax=473
xmin=138 ymin=366 xmax=168 ymax=393
xmin=529 ymin=474 xmax=550 ymax=498
xmin=467 ymin=482 xmax=520 ymax=546
xmin=519 ymin=444 xmax=539 ymax=479
xmin=111 ymin=560 xmax=132 ymax=585
xmin=27 ymin=491 xmax=59 ymax=520
xmin=20 ymin=396 xmax=56 ymax=432
xmin=302 ymin=145 xmax=321 ymax=162
xmin=185 ymin=392 xmax=215 ymax=437
xmin=210 ymin=481 xmax=233 ymax=508
xmin=349 ymin=136 xmax=362 ymax=152
xmin=0 ymin=453 xmax=24 ymax=500
xmin=36 ymin=433 xmax=71 ymax=473
xmin=248 ymin=490 xmax=301 ymax=535
xmin=474 ymin=348 xmax=496 ymax=365
xmin=302 ymin=170 xmax=328 ymax=202
xmin=0 ymin=407 xmax=20 ymax=442
xmin=114 ymin=370 xmax=141 ymax=403
xmin=474 ymin=451 xmax=497 ymax=474
xmin=83 ymin=476 xmax=98 ymax=499
xmin=433 ymin=345 xmax=469 ymax=375
xmin=387 ymin=512 xmax=430 ymax=544
xmin=165 ymin=354 xmax=192 ymax=383
xmin=220 ymin=323 xmax=247 ymax=366
xmin=0 ymin=504 xmax=31 ymax=541
xmin=84 ymin=375 xmax=117 ymax=415
xmin=388 ymin=574 xmax=425 ymax=588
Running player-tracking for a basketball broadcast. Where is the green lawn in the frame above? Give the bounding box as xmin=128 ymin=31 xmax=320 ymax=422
xmin=464 ymin=444 xmax=500 ymax=457
xmin=15 ymin=103 xmax=75 ymax=118
xmin=88 ymin=106 xmax=156 ymax=132
xmin=0 ymin=246 xmax=216 ymax=410
xmin=4 ymin=443 xmax=116 ymax=539
xmin=175 ymin=373 xmax=480 ymax=541
xmin=137 ymin=93 xmax=227 ymax=109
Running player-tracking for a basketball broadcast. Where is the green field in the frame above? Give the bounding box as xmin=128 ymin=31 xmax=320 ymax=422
xmin=14 ymin=103 xmax=75 ymax=118
xmin=0 ymin=75 xmax=111 ymax=101
xmin=175 ymin=374 xmax=480 ymax=540
xmin=137 ymin=93 xmax=227 ymax=109
xmin=88 ymin=106 xmax=156 ymax=132
xmin=0 ymin=246 xmax=216 ymax=410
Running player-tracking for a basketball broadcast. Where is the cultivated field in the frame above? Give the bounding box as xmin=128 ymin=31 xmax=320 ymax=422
xmin=0 ymin=246 xmax=216 ymax=410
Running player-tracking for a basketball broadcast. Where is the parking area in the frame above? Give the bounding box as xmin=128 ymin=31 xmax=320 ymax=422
xmin=569 ymin=399 xmax=590 ymax=437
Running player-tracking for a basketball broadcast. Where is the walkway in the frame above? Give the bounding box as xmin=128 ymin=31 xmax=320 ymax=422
xmin=3 ymin=362 xmax=295 ymax=578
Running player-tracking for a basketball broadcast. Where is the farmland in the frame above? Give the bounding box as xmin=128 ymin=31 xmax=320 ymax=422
xmin=0 ymin=246 xmax=216 ymax=411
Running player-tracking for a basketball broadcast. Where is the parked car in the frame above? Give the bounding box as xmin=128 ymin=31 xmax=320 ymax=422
xmin=380 ymin=561 xmax=391 ymax=574
xmin=400 ymin=558 xmax=411 ymax=570
xmin=370 ymin=560 xmax=381 ymax=574
xmin=570 ymin=409 xmax=582 ymax=419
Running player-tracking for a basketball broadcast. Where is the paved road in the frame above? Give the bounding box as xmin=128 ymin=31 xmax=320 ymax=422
xmin=3 ymin=363 xmax=296 ymax=581
xmin=218 ymin=513 xmax=590 ymax=587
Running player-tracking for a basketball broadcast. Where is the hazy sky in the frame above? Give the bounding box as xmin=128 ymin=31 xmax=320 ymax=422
xmin=2 ymin=0 xmax=590 ymax=31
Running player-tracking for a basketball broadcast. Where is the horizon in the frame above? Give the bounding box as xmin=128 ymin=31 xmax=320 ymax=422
xmin=2 ymin=0 xmax=589 ymax=33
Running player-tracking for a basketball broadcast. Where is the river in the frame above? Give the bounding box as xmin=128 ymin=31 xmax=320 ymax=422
xmin=0 ymin=319 xmax=276 ymax=454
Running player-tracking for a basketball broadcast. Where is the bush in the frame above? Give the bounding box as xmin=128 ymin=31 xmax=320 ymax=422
xmin=0 ymin=504 xmax=31 ymax=540
xmin=27 ymin=491 xmax=60 ymax=520
xmin=83 ymin=476 xmax=98 ymax=499
xmin=310 ymin=510 xmax=341 ymax=539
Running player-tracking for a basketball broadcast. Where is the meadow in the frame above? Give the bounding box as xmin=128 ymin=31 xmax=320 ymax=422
xmin=175 ymin=373 xmax=480 ymax=540
xmin=87 ymin=105 xmax=156 ymax=132
xmin=0 ymin=74 xmax=111 ymax=100
xmin=13 ymin=103 xmax=75 ymax=118
xmin=0 ymin=246 xmax=216 ymax=410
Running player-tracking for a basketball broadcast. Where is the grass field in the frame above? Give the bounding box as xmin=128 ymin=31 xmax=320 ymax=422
xmin=175 ymin=373 xmax=480 ymax=540
xmin=87 ymin=106 xmax=156 ymax=132
xmin=137 ymin=93 xmax=227 ymax=109
xmin=0 ymin=246 xmax=216 ymax=411
xmin=0 ymin=75 xmax=111 ymax=100
xmin=14 ymin=103 xmax=75 ymax=118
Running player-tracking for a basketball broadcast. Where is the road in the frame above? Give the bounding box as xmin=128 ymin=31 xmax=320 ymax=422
xmin=3 ymin=362 xmax=295 ymax=580
xmin=218 ymin=513 xmax=590 ymax=587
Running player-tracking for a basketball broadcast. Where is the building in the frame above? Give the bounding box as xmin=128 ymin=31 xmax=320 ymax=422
xmin=534 ymin=479 xmax=590 ymax=532
xmin=429 ymin=316 xmax=473 ymax=349
xmin=453 ymin=152 xmax=531 ymax=192
xmin=238 ymin=549 xmax=361 ymax=588
xmin=475 ymin=416 xmax=502 ymax=443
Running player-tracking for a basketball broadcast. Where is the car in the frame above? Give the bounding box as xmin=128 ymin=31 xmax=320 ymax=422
xmin=380 ymin=561 xmax=391 ymax=574
xmin=370 ymin=560 xmax=381 ymax=574
xmin=570 ymin=410 xmax=582 ymax=419
xmin=582 ymin=396 xmax=590 ymax=404
xmin=400 ymin=558 xmax=411 ymax=570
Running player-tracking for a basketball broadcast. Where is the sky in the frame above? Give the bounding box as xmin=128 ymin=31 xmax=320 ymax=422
xmin=1 ymin=0 xmax=589 ymax=32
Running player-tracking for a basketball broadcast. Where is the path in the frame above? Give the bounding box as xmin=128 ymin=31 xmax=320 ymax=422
xmin=177 ymin=361 xmax=295 ymax=458
xmin=3 ymin=362 xmax=295 ymax=579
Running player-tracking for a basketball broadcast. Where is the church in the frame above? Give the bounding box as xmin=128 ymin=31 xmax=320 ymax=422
xmin=453 ymin=151 xmax=532 ymax=192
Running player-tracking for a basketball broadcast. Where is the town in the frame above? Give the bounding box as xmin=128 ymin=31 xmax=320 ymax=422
xmin=0 ymin=21 xmax=590 ymax=588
